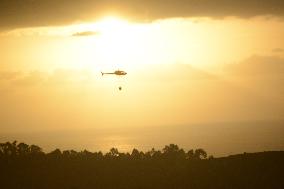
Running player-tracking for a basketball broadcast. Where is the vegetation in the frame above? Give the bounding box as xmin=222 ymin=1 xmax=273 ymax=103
xmin=0 ymin=141 xmax=283 ymax=189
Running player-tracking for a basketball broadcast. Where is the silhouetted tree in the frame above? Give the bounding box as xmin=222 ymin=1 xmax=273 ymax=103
xmin=0 ymin=141 xmax=18 ymax=156
xmin=63 ymin=150 xmax=71 ymax=157
xmin=48 ymin=148 xmax=62 ymax=158
xmin=131 ymin=148 xmax=140 ymax=159
xmin=30 ymin=144 xmax=42 ymax=155
xmin=17 ymin=142 xmax=30 ymax=155
xmin=93 ymin=151 xmax=103 ymax=159
xmin=163 ymin=144 xmax=186 ymax=160
xmin=187 ymin=149 xmax=195 ymax=159
xmin=148 ymin=148 xmax=162 ymax=159
xmin=163 ymin=144 xmax=180 ymax=154
xmin=194 ymin=148 xmax=207 ymax=159
xmin=106 ymin=148 xmax=119 ymax=158
xmin=70 ymin=150 xmax=78 ymax=157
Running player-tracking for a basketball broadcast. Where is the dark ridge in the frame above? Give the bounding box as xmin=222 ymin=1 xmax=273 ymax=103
xmin=1 ymin=141 xmax=283 ymax=189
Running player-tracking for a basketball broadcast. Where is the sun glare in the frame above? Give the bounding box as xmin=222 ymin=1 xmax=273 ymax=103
xmin=93 ymin=16 xmax=148 ymax=70
xmin=96 ymin=16 xmax=130 ymax=33
xmin=61 ymin=16 xmax=142 ymax=71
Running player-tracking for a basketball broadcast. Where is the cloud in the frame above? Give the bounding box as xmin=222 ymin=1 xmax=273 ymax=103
xmin=133 ymin=64 xmax=216 ymax=82
xmin=272 ymin=48 xmax=284 ymax=53
xmin=0 ymin=0 xmax=284 ymax=30
xmin=225 ymin=55 xmax=284 ymax=76
xmin=11 ymin=71 xmax=47 ymax=86
xmin=0 ymin=70 xmax=89 ymax=87
xmin=72 ymin=31 xmax=100 ymax=37
xmin=46 ymin=69 xmax=94 ymax=85
xmin=0 ymin=71 xmax=21 ymax=80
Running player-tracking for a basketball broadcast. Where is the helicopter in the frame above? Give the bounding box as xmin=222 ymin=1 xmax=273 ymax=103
xmin=101 ymin=70 xmax=127 ymax=76
xmin=101 ymin=70 xmax=127 ymax=90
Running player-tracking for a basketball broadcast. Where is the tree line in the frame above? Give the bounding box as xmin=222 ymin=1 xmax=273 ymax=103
xmin=0 ymin=141 xmax=209 ymax=160
xmin=0 ymin=141 xmax=283 ymax=189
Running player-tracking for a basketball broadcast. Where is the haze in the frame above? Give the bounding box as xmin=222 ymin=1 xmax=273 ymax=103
xmin=0 ymin=0 xmax=284 ymax=156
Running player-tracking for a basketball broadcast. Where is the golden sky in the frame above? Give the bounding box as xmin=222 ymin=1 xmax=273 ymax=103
xmin=0 ymin=0 xmax=284 ymax=156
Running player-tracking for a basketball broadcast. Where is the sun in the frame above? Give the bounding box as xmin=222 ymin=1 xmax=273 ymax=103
xmin=94 ymin=16 xmax=148 ymax=70
xmin=96 ymin=16 xmax=130 ymax=33
xmin=68 ymin=15 xmax=153 ymax=71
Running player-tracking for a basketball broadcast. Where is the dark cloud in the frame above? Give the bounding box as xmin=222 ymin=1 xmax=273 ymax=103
xmin=225 ymin=55 xmax=284 ymax=76
xmin=72 ymin=31 xmax=100 ymax=37
xmin=0 ymin=0 xmax=284 ymax=31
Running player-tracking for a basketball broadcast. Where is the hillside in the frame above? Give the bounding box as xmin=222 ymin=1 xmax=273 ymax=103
xmin=1 ymin=141 xmax=283 ymax=189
